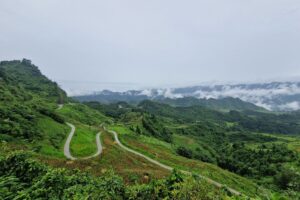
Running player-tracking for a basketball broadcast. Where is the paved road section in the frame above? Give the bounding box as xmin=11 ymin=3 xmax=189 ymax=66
xmin=106 ymin=127 xmax=241 ymax=196
xmin=64 ymin=123 xmax=102 ymax=160
xmin=64 ymin=123 xmax=76 ymax=160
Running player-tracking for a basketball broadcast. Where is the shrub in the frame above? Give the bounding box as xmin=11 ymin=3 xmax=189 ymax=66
xmin=176 ymin=146 xmax=193 ymax=159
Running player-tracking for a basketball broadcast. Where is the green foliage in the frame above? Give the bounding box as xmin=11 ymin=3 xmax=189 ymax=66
xmin=141 ymin=114 xmax=173 ymax=142
xmin=0 ymin=152 xmax=235 ymax=200
xmin=227 ymin=110 xmax=300 ymax=135
xmin=218 ymin=143 xmax=300 ymax=191
xmin=274 ymin=169 xmax=300 ymax=191
xmin=0 ymin=103 xmax=39 ymax=140
xmin=157 ymin=96 xmax=266 ymax=111
xmin=138 ymin=100 xmax=225 ymax=123
xmin=0 ymin=60 xmax=68 ymax=142
xmin=85 ymin=101 xmax=134 ymax=118
xmin=0 ymin=152 xmax=47 ymax=184
xmin=138 ymin=100 xmax=300 ymax=135
xmin=57 ymin=103 xmax=109 ymax=126
xmin=38 ymin=107 xmax=65 ymax=123
xmin=0 ymin=176 xmax=24 ymax=200
xmin=227 ymin=131 xmax=278 ymax=143
xmin=125 ymin=170 xmax=231 ymax=200
xmin=0 ymin=59 xmax=67 ymax=103
xmin=176 ymin=146 xmax=193 ymax=159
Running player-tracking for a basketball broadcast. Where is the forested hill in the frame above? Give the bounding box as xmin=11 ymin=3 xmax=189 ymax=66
xmin=74 ymin=93 xmax=265 ymax=112
xmin=0 ymin=59 xmax=67 ymax=104
xmin=136 ymin=100 xmax=300 ymax=135
xmin=0 ymin=59 xmax=68 ymax=141
xmin=156 ymin=97 xmax=266 ymax=111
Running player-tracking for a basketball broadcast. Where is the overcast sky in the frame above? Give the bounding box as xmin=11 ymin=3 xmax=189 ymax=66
xmin=1 ymin=0 xmax=300 ymax=92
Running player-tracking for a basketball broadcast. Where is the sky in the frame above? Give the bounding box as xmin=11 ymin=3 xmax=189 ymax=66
xmin=0 ymin=0 xmax=300 ymax=93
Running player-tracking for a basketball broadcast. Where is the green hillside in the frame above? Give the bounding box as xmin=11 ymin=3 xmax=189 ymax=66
xmin=0 ymin=59 xmax=67 ymax=103
xmin=0 ymin=59 xmax=66 ymax=142
xmin=0 ymin=60 xmax=238 ymax=199
xmin=157 ymin=96 xmax=266 ymax=111
xmin=1 ymin=60 xmax=299 ymax=199
xmin=89 ymin=100 xmax=300 ymax=198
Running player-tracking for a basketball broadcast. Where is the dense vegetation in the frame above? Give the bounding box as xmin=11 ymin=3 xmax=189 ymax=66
xmin=138 ymin=100 xmax=300 ymax=135
xmin=0 ymin=59 xmax=66 ymax=141
xmin=1 ymin=59 xmax=299 ymax=199
xmin=218 ymin=143 xmax=299 ymax=190
xmin=89 ymin=100 xmax=300 ymax=195
xmin=0 ymin=59 xmax=67 ymax=103
xmin=0 ymin=152 xmax=236 ymax=200
xmin=156 ymin=96 xmax=266 ymax=111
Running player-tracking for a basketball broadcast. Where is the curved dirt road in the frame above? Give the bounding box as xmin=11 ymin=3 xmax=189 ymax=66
xmin=106 ymin=128 xmax=241 ymax=196
xmin=64 ymin=123 xmax=76 ymax=160
xmin=64 ymin=123 xmax=102 ymax=160
xmin=107 ymin=129 xmax=172 ymax=171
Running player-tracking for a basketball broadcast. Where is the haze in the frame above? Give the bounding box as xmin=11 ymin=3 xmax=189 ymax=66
xmin=1 ymin=0 xmax=300 ymax=92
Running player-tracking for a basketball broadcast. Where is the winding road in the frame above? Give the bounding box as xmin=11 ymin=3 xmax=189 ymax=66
xmin=63 ymin=123 xmax=102 ymax=160
xmin=59 ymin=103 xmax=240 ymax=196
xmin=105 ymin=127 xmax=241 ymax=196
xmin=64 ymin=123 xmax=76 ymax=160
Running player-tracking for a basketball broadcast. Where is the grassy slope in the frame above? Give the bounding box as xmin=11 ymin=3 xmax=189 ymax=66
xmin=37 ymin=130 xmax=170 ymax=184
xmin=70 ymin=124 xmax=98 ymax=157
xmin=109 ymin=125 xmax=261 ymax=197
xmin=52 ymin=103 xmax=170 ymax=182
xmin=34 ymin=117 xmax=69 ymax=158
xmin=56 ymin=103 xmax=105 ymax=158
xmin=0 ymin=60 xmax=69 ymax=157
xmin=99 ymin=130 xmax=170 ymax=182
xmin=57 ymin=103 xmax=110 ymax=125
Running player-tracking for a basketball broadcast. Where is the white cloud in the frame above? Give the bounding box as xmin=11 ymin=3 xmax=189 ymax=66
xmin=139 ymin=89 xmax=153 ymax=97
xmin=278 ymin=101 xmax=300 ymax=111
xmin=169 ymin=82 xmax=300 ymax=110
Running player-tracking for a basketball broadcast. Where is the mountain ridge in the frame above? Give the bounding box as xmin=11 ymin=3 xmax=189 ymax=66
xmin=73 ymin=81 xmax=300 ymax=111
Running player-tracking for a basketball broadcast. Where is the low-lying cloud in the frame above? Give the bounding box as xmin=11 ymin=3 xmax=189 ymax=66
xmin=137 ymin=82 xmax=300 ymax=111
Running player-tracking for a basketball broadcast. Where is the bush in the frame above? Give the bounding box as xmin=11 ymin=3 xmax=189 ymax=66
xmin=274 ymin=169 xmax=300 ymax=191
xmin=0 ymin=152 xmax=234 ymax=200
xmin=176 ymin=146 xmax=193 ymax=159
xmin=38 ymin=108 xmax=65 ymax=123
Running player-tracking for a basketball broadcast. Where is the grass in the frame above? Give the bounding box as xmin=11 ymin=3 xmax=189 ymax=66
xmin=173 ymin=134 xmax=202 ymax=150
xmin=34 ymin=117 xmax=69 ymax=158
xmin=70 ymin=124 xmax=98 ymax=158
xmin=108 ymin=124 xmax=261 ymax=197
xmin=55 ymin=102 xmax=109 ymax=158
xmin=98 ymin=130 xmax=170 ymax=183
xmin=57 ymin=103 xmax=110 ymax=125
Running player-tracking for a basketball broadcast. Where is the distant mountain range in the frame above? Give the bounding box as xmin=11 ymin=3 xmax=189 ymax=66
xmin=74 ymin=82 xmax=300 ymax=111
